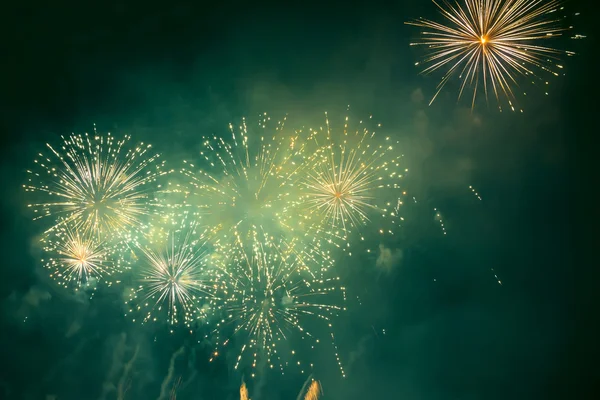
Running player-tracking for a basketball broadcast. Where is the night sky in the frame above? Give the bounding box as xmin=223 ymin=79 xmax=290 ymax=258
xmin=1 ymin=1 xmax=597 ymax=399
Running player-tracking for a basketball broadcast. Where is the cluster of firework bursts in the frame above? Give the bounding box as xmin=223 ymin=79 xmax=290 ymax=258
xmin=23 ymin=0 xmax=581 ymax=387
xmin=25 ymin=112 xmax=406 ymax=377
xmin=25 ymin=127 xmax=167 ymax=290
xmin=180 ymin=112 xmax=404 ymax=377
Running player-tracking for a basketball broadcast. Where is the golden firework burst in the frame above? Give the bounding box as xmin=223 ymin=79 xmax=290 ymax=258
xmin=406 ymin=0 xmax=576 ymax=111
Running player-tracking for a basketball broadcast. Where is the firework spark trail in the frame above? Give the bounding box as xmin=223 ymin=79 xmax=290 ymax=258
xmin=168 ymin=377 xmax=182 ymax=400
xmin=24 ymin=125 xmax=167 ymax=238
xmin=125 ymin=221 xmax=216 ymax=328
xmin=295 ymin=376 xmax=323 ymax=400
xmin=208 ymin=228 xmax=346 ymax=377
xmin=117 ymin=345 xmax=140 ymax=400
xmin=158 ymin=347 xmax=185 ymax=400
xmin=469 ymin=185 xmax=482 ymax=200
xmin=301 ymin=380 xmax=322 ymax=400
xmin=240 ymin=382 xmax=249 ymax=400
xmin=238 ymin=377 xmax=321 ymax=399
xmin=294 ymin=113 xmax=406 ymax=254
xmin=40 ymin=222 xmax=119 ymax=288
xmin=434 ymin=207 xmax=448 ymax=235
xmin=406 ymin=0 xmax=577 ymax=111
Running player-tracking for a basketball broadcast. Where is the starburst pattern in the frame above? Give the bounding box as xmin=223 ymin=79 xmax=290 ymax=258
xmin=406 ymin=0 xmax=577 ymax=111
xmin=125 ymin=222 xmax=216 ymax=328
xmin=24 ymin=125 xmax=166 ymax=238
xmin=41 ymin=222 xmax=116 ymax=288
xmin=294 ymin=113 xmax=406 ymax=250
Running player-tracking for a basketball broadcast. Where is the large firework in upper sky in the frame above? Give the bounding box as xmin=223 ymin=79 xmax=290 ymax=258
xmin=24 ymin=125 xmax=167 ymax=239
xmin=406 ymin=0 xmax=578 ymax=112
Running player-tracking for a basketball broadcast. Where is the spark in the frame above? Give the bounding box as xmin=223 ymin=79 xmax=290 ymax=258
xmin=469 ymin=185 xmax=482 ymax=200
xmin=434 ymin=208 xmax=447 ymax=235
xmin=492 ymin=267 xmax=503 ymax=285
xmin=24 ymin=125 xmax=166 ymax=238
xmin=406 ymin=0 xmax=577 ymax=111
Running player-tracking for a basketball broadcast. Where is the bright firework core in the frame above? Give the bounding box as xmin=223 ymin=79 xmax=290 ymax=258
xmin=66 ymin=245 xmax=93 ymax=276
xmin=299 ymin=117 xmax=404 ymax=236
xmin=73 ymin=248 xmax=89 ymax=266
xmin=406 ymin=0 xmax=576 ymax=111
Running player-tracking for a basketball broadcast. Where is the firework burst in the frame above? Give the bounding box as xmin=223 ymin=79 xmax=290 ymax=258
xmin=125 ymin=221 xmax=216 ymax=329
xmin=180 ymin=115 xmax=300 ymax=246
xmin=24 ymin=126 xmax=167 ymax=238
xmin=208 ymin=229 xmax=346 ymax=377
xmin=406 ymin=0 xmax=577 ymax=111
xmin=180 ymin=114 xmax=336 ymax=273
xmin=40 ymin=221 xmax=118 ymax=288
xmin=293 ymin=113 xmax=406 ymax=252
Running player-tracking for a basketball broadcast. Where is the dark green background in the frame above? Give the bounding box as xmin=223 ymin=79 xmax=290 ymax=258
xmin=0 ymin=0 xmax=595 ymax=399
